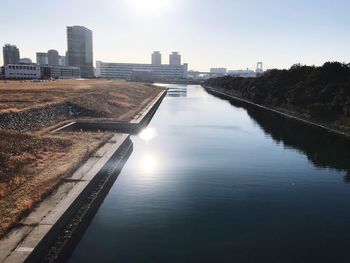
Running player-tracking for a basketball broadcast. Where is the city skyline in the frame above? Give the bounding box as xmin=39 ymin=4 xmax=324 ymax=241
xmin=1 ymin=0 xmax=350 ymax=71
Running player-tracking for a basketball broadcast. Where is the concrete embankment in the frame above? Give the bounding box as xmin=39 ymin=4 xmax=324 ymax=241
xmin=53 ymin=89 xmax=167 ymax=134
xmin=0 ymin=89 xmax=167 ymax=263
xmin=204 ymin=87 xmax=350 ymax=139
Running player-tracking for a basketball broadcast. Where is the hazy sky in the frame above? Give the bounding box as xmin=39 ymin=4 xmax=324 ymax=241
xmin=1 ymin=0 xmax=350 ymax=71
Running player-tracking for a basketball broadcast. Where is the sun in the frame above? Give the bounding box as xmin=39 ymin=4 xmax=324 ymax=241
xmin=127 ymin=0 xmax=172 ymax=15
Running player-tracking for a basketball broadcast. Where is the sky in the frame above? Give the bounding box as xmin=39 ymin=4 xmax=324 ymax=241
xmin=1 ymin=0 xmax=350 ymax=71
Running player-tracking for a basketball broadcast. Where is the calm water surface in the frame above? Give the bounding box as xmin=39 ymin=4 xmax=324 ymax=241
xmin=69 ymin=85 xmax=350 ymax=263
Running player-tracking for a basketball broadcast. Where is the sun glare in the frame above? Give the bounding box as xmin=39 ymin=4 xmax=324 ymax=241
xmin=141 ymin=154 xmax=158 ymax=174
xmin=127 ymin=0 xmax=172 ymax=15
xmin=139 ymin=127 xmax=157 ymax=142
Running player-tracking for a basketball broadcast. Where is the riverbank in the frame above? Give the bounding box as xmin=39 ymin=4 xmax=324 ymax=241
xmin=0 ymin=80 xmax=166 ymax=262
xmin=204 ymin=86 xmax=350 ymax=139
xmin=0 ymin=79 xmax=162 ymax=131
xmin=204 ymin=63 xmax=350 ymax=138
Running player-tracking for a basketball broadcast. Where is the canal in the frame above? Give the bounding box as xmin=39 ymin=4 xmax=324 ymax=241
xmin=69 ymin=84 xmax=350 ymax=263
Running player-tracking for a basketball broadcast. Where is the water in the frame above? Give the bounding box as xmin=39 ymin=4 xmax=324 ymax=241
xmin=69 ymin=85 xmax=350 ymax=263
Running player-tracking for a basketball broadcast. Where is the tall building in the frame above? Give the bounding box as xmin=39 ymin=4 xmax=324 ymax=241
xmin=169 ymin=52 xmax=181 ymax=66
xmin=48 ymin=49 xmax=59 ymax=66
xmin=36 ymin=52 xmax=48 ymax=65
xmin=151 ymin=51 xmax=162 ymax=65
xmin=66 ymin=25 xmax=94 ymax=78
xmin=3 ymin=44 xmax=20 ymax=66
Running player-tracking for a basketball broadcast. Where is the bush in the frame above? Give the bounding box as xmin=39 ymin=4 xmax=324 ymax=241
xmin=307 ymin=103 xmax=335 ymax=120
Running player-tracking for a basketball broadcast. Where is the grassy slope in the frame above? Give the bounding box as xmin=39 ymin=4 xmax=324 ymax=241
xmin=0 ymin=80 xmax=163 ymax=121
xmin=0 ymin=79 xmax=164 ymax=237
xmin=0 ymin=130 xmax=113 ymax=237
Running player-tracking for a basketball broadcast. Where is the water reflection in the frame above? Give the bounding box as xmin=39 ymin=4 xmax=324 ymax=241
xmin=218 ymin=95 xmax=350 ymax=180
xmin=141 ymin=153 xmax=158 ymax=174
xmin=166 ymin=87 xmax=188 ymax=97
xmin=70 ymin=85 xmax=350 ymax=263
xmin=139 ymin=127 xmax=157 ymax=142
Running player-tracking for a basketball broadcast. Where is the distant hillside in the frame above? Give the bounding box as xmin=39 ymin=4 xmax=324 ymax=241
xmin=204 ymin=62 xmax=350 ymax=129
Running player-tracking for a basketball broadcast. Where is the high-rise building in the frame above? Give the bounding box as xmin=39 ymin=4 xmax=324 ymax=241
xmin=3 ymin=44 xmax=20 ymax=66
xmin=151 ymin=51 xmax=162 ymax=65
xmin=66 ymin=25 xmax=94 ymax=78
xmin=48 ymin=49 xmax=59 ymax=66
xmin=169 ymin=52 xmax=181 ymax=66
xmin=36 ymin=52 xmax=48 ymax=65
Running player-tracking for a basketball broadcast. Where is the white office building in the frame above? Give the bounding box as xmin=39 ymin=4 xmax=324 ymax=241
xmin=96 ymin=61 xmax=188 ymax=81
xmin=4 ymin=64 xmax=41 ymax=79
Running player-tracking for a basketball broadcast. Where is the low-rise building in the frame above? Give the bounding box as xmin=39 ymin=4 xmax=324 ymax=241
xmin=40 ymin=66 xmax=80 ymax=79
xmin=96 ymin=61 xmax=188 ymax=81
xmin=4 ymin=64 xmax=41 ymax=79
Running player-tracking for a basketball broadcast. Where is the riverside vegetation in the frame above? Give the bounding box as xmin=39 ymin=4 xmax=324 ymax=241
xmin=204 ymin=62 xmax=350 ymax=132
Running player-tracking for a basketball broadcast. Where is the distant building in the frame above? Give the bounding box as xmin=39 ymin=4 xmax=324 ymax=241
xmin=36 ymin=52 xmax=48 ymax=65
xmin=256 ymin=62 xmax=264 ymax=76
xmin=3 ymin=44 xmax=20 ymax=66
xmin=131 ymin=70 xmax=154 ymax=82
xmin=169 ymin=52 xmax=181 ymax=66
xmin=66 ymin=25 xmax=94 ymax=78
xmin=228 ymin=69 xmax=256 ymax=78
xmin=4 ymin=64 xmax=41 ymax=79
xmin=96 ymin=61 xmax=188 ymax=81
xmin=19 ymin=58 xmax=33 ymax=64
xmin=151 ymin=51 xmax=162 ymax=65
xmin=59 ymin=55 xmax=66 ymax=66
xmin=48 ymin=49 xmax=59 ymax=66
xmin=41 ymin=66 xmax=80 ymax=79
xmin=210 ymin=68 xmax=227 ymax=76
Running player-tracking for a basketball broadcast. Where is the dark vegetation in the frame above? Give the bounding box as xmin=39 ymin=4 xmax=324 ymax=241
xmin=205 ymin=62 xmax=350 ymax=123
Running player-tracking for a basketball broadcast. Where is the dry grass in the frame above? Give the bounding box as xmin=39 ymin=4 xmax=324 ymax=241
xmin=0 ymin=130 xmax=113 ymax=237
xmin=0 ymin=80 xmax=163 ymax=121
xmin=0 ymin=79 xmax=164 ymax=237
